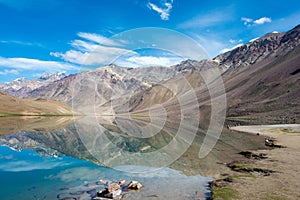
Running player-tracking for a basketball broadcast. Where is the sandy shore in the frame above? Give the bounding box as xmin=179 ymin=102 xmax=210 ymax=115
xmin=217 ymin=124 xmax=300 ymax=200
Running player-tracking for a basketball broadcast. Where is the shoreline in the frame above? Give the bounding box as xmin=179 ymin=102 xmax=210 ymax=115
xmin=210 ymin=124 xmax=300 ymax=200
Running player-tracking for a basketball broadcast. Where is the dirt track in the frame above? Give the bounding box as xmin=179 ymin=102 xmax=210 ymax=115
xmin=227 ymin=124 xmax=300 ymax=200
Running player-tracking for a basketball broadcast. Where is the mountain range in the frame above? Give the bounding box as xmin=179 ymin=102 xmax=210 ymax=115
xmin=0 ymin=72 xmax=66 ymax=97
xmin=0 ymin=24 xmax=299 ymax=123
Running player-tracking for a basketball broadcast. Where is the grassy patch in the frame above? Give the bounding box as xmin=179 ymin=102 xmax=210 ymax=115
xmin=212 ymin=186 xmax=239 ymax=200
xmin=228 ymin=162 xmax=274 ymax=176
xmin=231 ymin=163 xmax=251 ymax=170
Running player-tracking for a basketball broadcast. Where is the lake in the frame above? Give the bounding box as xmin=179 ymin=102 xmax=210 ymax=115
xmin=0 ymin=116 xmax=266 ymax=199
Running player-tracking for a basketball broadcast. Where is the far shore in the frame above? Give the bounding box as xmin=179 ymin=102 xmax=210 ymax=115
xmin=211 ymin=124 xmax=300 ymax=200
xmin=0 ymin=115 xmax=77 ymax=135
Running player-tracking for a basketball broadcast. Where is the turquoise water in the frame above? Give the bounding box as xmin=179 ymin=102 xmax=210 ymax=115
xmin=0 ymin=145 xmax=212 ymax=200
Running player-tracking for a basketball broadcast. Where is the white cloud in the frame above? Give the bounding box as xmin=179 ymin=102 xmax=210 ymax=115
xmin=77 ymin=32 xmax=121 ymax=46
xmin=220 ymin=43 xmax=243 ymax=54
xmin=0 ymin=40 xmax=43 ymax=47
xmin=0 ymin=56 xmax=79 ymax=71
xmin=0 ymin=69 xmax=19 ymax=75
xmin=51 ymin=46 xmax=135 ymax=66
xmin=70 ymin=39 xmax=99 ymax=52
xmin=254 ymin=17 xmax=272 ymax=25
xmin=241 ymin=17 xmax=253 ymax=25
xmin=242 ymin=17 xmax=272 ymax=26
xmin=0 ymin=159 xmax=71 ymax=172
xmin=148 ymin=1 xmax=173 ymax=20
xmin=50 ymin=50 xmax=89 ymax=65
xmin=117 ymin=56 xmax=183 ymax=68
xmin=51 ymin=28 xmax=209 ymax=67
xmin=51 ymin=32 xmax=137 ymax=66
xmin=229 ymin=39 xmax=243 ymax=44
xmin=46 ymin=167 xmax=104 ymax=182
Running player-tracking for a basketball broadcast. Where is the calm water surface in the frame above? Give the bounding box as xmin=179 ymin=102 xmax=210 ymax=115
xmin=0 ymin=116 xmax=266 ymax=199
xmin=0 ymin=117 xmax=220 ymax=200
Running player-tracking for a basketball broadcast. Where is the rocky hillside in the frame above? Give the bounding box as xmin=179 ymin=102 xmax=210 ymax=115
xmin=213 ymin=24 xmax=300 ymax=69
xmin=0 ymin=72 xmax=66 ymax=97
xmin=23 ymin=62 xmax=224 ymax=114
xmin=125 ymin=24 xmax=300 ymax=124
xmin=218 ymin=24 xmax=300 ymax=123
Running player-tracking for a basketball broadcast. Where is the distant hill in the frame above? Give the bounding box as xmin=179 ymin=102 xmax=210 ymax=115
xmin=0 ymin=72 xmax=66 ymax=97
xmin=0 ymin=91 xmax=75 ymax=116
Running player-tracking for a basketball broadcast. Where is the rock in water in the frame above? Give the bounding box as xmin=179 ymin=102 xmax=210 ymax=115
xmin=107 ymin=182 xmax=121 ymax=193
xmin=97 ymin=189 xmax=122 ymax=199
xmin=96 ymin=180 xmax=142 ymax=199
xmin=97 ymin=182 xmax=122 ymax=199
xmin=97 ymin=180 xmax=109 ymax=185
xmin=111 ymin=189 xmax=122 ymax=198
xmin=127 ymin=181 xmax=142 ymax=190
xmin=118 ymin=180 xmax=126 ymax=186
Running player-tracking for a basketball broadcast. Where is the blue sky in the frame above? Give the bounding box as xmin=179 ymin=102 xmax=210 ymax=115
xmin=0 ymin=0 xmax=300 ymax=82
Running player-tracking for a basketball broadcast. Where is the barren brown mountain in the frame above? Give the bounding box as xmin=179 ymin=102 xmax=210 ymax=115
xmin=0 ymin=91 xmax=74 ymax=116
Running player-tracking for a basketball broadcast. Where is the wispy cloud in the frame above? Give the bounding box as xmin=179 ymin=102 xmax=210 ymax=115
xmin=77 ymin=32 xmax=122 ymax=46
xmin=0 ymin=160 xmax=70 ymax=172
xmin=229 ymin=39 xmax=243 ymax=44
xmin=242 ymin=17 xmax=272 ymax=26
xmin=0 ymin=40 xmax=44 ymax=47
xmin=116 ymin=55 xmax=183 ymax=68
xmin=241 ymin=17 xmax=253 ymax=25
xmin=51 ymin=28 xmax=210 ymax=68
xmin=0 ymin=56 xmax=79 ymax=71
xmin=148 ymin=0 xmax=173 ymax=20
xmin=46 ymin=167 xmax=104 ymax=182
xmin=50 ymin=32 xmax=136 ymax=66
xmin=0 ymin=69 xmax=19 ymax=75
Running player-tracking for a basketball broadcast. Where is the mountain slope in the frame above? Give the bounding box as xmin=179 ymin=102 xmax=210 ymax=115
xmin=0 ymin=72 xmax=66 ymax=97
xmin=124 ymin=25 xmax=300 ymax=124
xmin=24 ymin=65 xmax=177 ymax=113
xmin=224 ymin=46 xmax=300 ymax=123
xmin=213 ymin=24 xmax=300 ymax=69
xmin=0 ymin=91 xmax=74 ymax=116
xmin=218 ymin=25 xmax=300 ymax=123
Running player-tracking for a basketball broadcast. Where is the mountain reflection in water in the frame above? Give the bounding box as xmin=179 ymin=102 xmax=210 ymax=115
xmin=0 ymin=116 xmax=266 ymax=199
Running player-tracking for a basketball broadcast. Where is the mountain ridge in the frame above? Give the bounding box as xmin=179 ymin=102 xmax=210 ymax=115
xmin=0 ymin=24 xmax=300 ymax=123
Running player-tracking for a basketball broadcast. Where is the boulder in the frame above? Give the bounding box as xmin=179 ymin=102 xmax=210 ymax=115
xmin=107 ymin=182 xmax=120 ymax=193
xmin=127 ymin=181 xmax=142 ymax=190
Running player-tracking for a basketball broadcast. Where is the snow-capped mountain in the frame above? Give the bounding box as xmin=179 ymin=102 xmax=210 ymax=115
xmin=0 ymin=72 xmax=66 ymax=98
